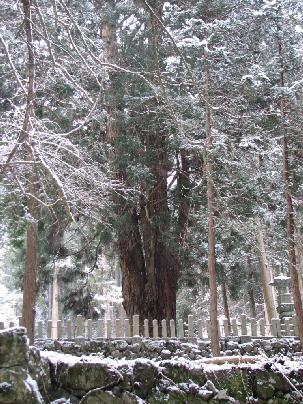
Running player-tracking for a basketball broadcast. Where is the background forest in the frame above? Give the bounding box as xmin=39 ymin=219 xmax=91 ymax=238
xmin=1 ymin=0 xmax=303 ymax=354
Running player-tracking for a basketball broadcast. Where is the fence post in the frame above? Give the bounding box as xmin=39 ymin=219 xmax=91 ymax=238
xmin=251 ymin=318 xmax=257 ymax=337
xmin=197 ymin=319 xmax=203 ymax=339
xmin=271 ymin=318 xmax=281 ymax=337
xmin=56 ymin=320 xmax=62 ymax=340
xmin=125 ymin=319 xmax=131 ymax=337
xmin=37 ymin=321 xmax=43 ymax=338
xmin=97 ymin=319 xmax=103 ymax=338
xmin=86 ymin=319 xmax=92 ymax=339
xmin=170 ymin=319 xmax=176 ymax=338
xmin=0 ymin=322 xmax=4 ymax=330
xmin=162 ymin=319 xmax=167 ymax=338
xmin=144 ymin=319 xmax=149 ymax=338
xmin=153 ymin=319 xmax=158 ymax=338
xmin=178 ymin=319 xmax=184 ymax=338
xmin=76 ymin=315 xmax=84 ymax=338
xmin=292 ymin=315 xmax=299 ymax=337
xmin=19 ymin=317 xmax=23 ymax=327
xmin=47 ymin=320 xmax=52 ymax=339
xmin=284 ymin=318 xmax=291 ymax=336
xmin=223 ymin=319 xmax=230 ymax=337
xmin=66 ymin=319 xmax=72 ymax=339
xmin=107 ymin=319 xmax=112 ymax=339
xmin=206 ymin=320 xmax=211 ymax=339
xmin=241 ymin=315 xmax=248 ymax=336
xmin=259 ymin=319 xmax=265 ymax=336
xmin=133 ymin=315 xmax=140 ymax=337
xmin=116 ymin=319 xmax=121 ymax=338
xmin=188 ymin=315 xmax=194 ymax=338
xmin=231 ymin=318 xmax=237 ymax=336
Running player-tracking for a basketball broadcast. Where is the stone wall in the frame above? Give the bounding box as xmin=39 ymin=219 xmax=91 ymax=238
xmin=1 ymin=328 xmax=303 ymax=403
xmin=35 ymin=336 xmax=301 ymax=361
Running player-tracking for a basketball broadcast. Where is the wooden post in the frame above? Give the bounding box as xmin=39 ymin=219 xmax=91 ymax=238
xmin=19 ymin=317 xmax=23 ymax=327
xmin=116 ymin=319 xmax=121 ymax=338
xmin=76 ymin=315 xmax=84 ymax=337
xmin=223 ymin=319 xmax=230 ymax=337
xmin=197 ymin=319 xmax=203 ymax=339
xmin=47 ymin=320 xmax=52 ymax=339
xmin=125 ymin=319 xmax=131 ymax=337
xmin=97 ymin=319 xmax=103 ymax=338
xmin=292 ymin=315 xmax=299 ymax=337
xmin=107 ymin=319 xmax=112 ymax=339
xmin=170 ymin=319 xmax=176 ymax=338
xmin=37 ymin=321 xmax=43 ymax=338
xmin=231 ymin=318 xmax=238 ymax=336
xmin=162 ymin=319 xmax=167 ymax=338
xmin=144 ymin=319 xmax=149 ymax=338
xmin=66 ymin=319 xmax=72 ymax=339
xmin=259 ymin=319 xmax=266 ymax=336
xmin=272 ymin=318 xmax=281 ymax=337
xmin=241 ymin=315 xmax=248 ymax=336
xmin=251 ymin=318 xmax=257 ymax=337
xmin=133 ymin=315 xmax=140 ymax=336
xmin=153 ymin=319 xmax=158 ymax=338
xmin=87 ymin=319 xmax=92 ymax=339
xmin=57 ymin=320 xmax=62 ymax=340
xmin=178 ymin=319 xmax=184 ymax=338
xmin=188 ymin=315 xmax=194 ymax=338
xmin=206 ymin=319 xmax=211 ymax=339
xmin=284 ymin=318 xmax=291 ymax=336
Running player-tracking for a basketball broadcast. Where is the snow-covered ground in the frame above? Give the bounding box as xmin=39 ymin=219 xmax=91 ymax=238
xmin=0 ymin=283 xmax=22 ymax=326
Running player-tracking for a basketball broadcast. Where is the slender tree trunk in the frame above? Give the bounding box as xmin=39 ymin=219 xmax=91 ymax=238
xmin=176 ymin=150 xmax=191 ymax=245
xmin=205 ymin=64 xmax=220 ymax=356
xmin=221 ymin=270 xmax=231 ymax=334
xmin=256 ymin=218 xmax=277 ymax=324
xmin=20 ymin=0 xmax=38 ymax=345
xmin=247 ymin=257 xmax=257 ymax=318
xmin=295 ymin=243 xmax=303 ymax=300
xmin=51 ymin=266 xmax=59 ymax=339
xmin=278 ymin=39 xmax=303 ymax=350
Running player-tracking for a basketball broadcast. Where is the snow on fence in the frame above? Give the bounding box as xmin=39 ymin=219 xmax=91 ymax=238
xmin=0 ymin=314 xmax=299 ymax=340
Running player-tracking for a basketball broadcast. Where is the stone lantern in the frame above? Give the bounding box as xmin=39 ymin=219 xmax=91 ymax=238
xmin=269 ymin=274 xmax=295 ymax=335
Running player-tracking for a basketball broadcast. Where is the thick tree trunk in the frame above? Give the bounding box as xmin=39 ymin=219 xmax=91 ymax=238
xmin=119 ymin=207 xmax=147 ymax=320
xmin=95 ymin=0 xmax=179 ymax=324
xmin=278 ymin=39 xmax=303 ymax=350
xmin=205 ymin=64 xmax=220 ymax=356
xmin=256 ymin=218 xmax=277 ymax=324
xmin=140 ymin=133 xmax=178 ymax=322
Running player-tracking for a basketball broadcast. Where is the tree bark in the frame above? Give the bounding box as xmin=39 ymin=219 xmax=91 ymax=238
xmin=256 ymin=218 xmax=277 ymax=324
xmin=95 ymin=0 xmax=179 ymax=324
xmin=278 ymin=39 xmax=303 ymax=350
xmin=205 ymin=63 xmax=220 ymax=356
xmin=20 ymin=0 xmax=38 ymax=345
xmin=51 ymin=266 xmax=59 ymax=339
xmin=247 ymin=257 xmax=257 ymax=318
xmin=221 ymin=270 xmax=231 ymax=334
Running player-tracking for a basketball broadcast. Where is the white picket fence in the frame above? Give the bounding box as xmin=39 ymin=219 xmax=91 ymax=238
xmin=0 ymin=314 xmax=299 ymax=340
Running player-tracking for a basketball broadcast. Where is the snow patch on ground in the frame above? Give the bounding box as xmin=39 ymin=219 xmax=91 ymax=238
xmin=0 ymin=283 xmax=22 ymax=326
